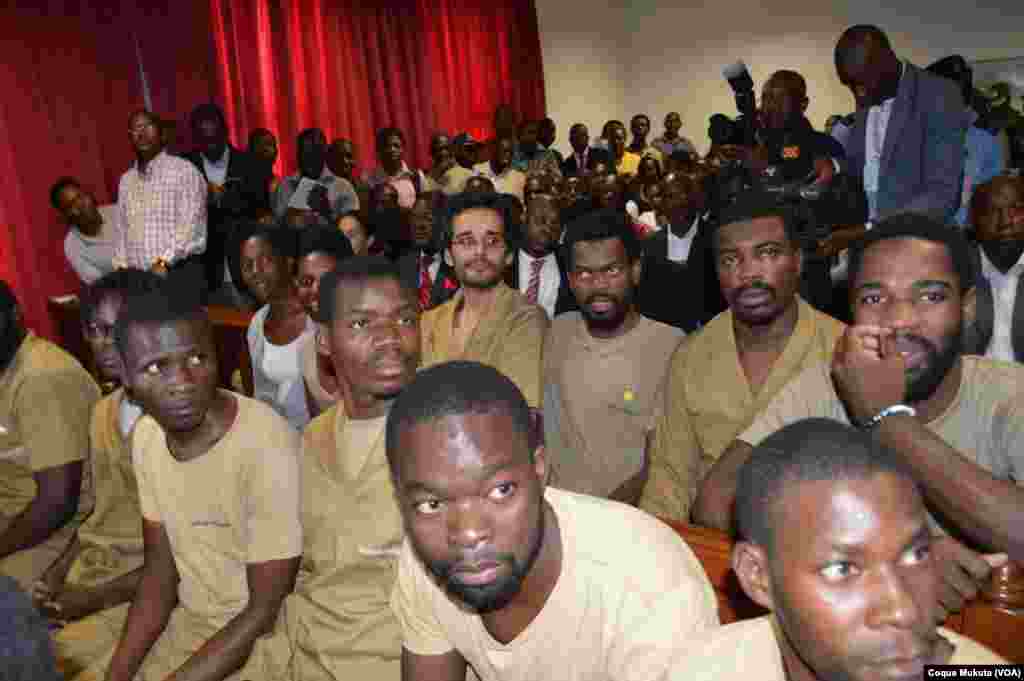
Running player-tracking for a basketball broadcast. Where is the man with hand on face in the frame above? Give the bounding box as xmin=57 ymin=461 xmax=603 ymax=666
xmin=88 ymin=290 xmax=301 ymax=681
xmin=834 ymin=25 xmax=967 ymax=222
xmin=963 ymin=175 xmax=1024 ymax=363
xmin=0 ymin=283 xmax=100 ymax=591
xmin=667 ymin=419 xmax=1005 ymax=681
xmin=544 ymin=210 xmax=684 ymax=504
xmin=248 ymin=257 xmax=420 ymax=680
xmin=420 ymin=192 xmax=548 ymax=407
xmin=40 ymin=270 xmax=162 ymax=678
xmin=274 ymin=128 xmax=360 ymax=228
xmin=708 ymin=213 xmax=1024 ymax=621
xmin=388 ymin=361 xmax=718 ymax=681
xmin=505 ymin=191 xmax=575 ymax=319
xmin=641 ymin=192 xmax=844 ymax=523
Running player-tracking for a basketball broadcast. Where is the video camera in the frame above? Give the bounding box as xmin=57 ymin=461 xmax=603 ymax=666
xmin=708 ymin=61 xmax=759 ymax=148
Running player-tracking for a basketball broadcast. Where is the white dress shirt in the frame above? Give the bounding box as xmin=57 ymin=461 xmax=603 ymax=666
xmin=418 ymin=250 xmax=442 ymax=287
xmin=202 ymin=146 xmax=230 ymax=186
xmin=518 ymin=250 xmax=560 ymax=319
xmin=980 ymin=249 xmax=1024 ymax=363
xmin=863 ymin=62 xmax=904 ymax=219
xmin=667 ymin=216 xmax=700 ymax=263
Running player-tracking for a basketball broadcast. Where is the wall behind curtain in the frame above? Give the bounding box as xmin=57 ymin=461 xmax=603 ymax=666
xmin=209 ymin=0 xmax=547 ymax=179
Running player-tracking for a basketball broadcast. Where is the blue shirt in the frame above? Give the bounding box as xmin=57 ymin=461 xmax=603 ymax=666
xmin=956 ymin=123 xmax=1005 ymax=226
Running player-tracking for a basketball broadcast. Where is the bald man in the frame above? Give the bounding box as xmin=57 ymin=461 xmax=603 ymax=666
xmin=834 ymin=25 xmax=966 ymax=222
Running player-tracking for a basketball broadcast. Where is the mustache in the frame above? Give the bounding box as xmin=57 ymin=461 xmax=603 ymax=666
xmin=736 ymin=281 xmax=774 ymax=295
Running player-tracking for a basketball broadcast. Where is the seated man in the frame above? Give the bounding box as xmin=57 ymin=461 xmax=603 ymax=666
xmin=544 ymin=209 xmax=684 ymax=503
xmin=473 ymin=138 xmax=527 ymax=205
xmin=505 ymin=191 xmax=575 ymax=319
xmin=420 ymin=192 xmax=548 ymax=407
xmin=251 ymin=257 xmax=420 ymax=679
xmin=667 ymin=419 xmax=1005 ymax=681
xmin=705 ymin=214 xmax=1024 ymax=611
xmin=640 ymin=193 xmax=844 ymax=523
xmin=388 ymin=361 xmax=719 ymax=681
xmin=0 ymin=282 xmax=100 ymax=590
xmin=51 ymin=177 xmax=117 ymax=285
xmin=425 ymin=132 xmax=472 ymax=196
xmin=964 ymin=175 xmax=1024 ymax=362
xmin=274 ymin=128 xmax=359 ymax=228
xmin=34 ymin=270 xmax=162 ymax=677
xmin=91 ymin=290 xmax=301 ymax=681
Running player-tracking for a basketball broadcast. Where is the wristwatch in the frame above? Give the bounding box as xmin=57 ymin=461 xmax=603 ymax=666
xmin=861 ymin=404 xmax=916 ymax=430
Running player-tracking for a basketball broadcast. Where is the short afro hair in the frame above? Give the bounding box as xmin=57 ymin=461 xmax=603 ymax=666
xmin=113 ymin=287 xmax=208 ymax=358
xmin=561 ymin=208 xmax=642 ymax=270
xmin=735 ymin=418 xmax=914 ymax=550
xmin=710 ymin=190 xmax=800 ymax=252
xmin=376 ymin=126 xmax=405 ymax=152
xmin=847 ymin=213 xmax=973 ymax=293
xmin=316 ymin=255 xmax=413 ymax=324
xmin=440 ymin=191 xmax=522 ymax=253
xmin=49 ymin=176 xmax=80 ymax=210
xmin=296 ymin=225 xmax=354 ymax=263
xmin=385 ymin=361 xmax=533 ymax=477
xmin=230 ymin=221 xmax=297 ymax=262
xmin=189 ymin=102 xmax=227 ymax=133
xmin=80 ymin=268 xmax=165 ymax=325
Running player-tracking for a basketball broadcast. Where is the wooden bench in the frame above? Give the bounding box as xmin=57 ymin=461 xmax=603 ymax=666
xmin=662 ymin=519 xmax=1024 ymax=663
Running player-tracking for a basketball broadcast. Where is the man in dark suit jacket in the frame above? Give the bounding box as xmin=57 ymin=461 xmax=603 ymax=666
xmin=505 ymin=193 xmax=576 ymax=318
xmin=834 ymin=25 xmax=967 ymax=222
xmin=561 ymin=123 xmax=611 ymax=176
xmin=184 ymin=103 xmax=271 ymax=293
xmin=396 ymin=191 xmax=460 ymax=310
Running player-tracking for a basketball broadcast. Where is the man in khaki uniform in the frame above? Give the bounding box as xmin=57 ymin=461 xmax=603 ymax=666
xmin=30 ymin=270 xmax=162 ymax=678
xmin=388 ymin=362 xmax=718 ymax=681
xmin=0 ymin=281 xmax=100 ymax=590
xmin=420 ymin=192 xmax=548 ymax=407
xmin=639 ymin=193 xmax=844 ymax=524
xmin=250 ymin=256 xmax=420 ymax=679
xmin=544 ymin=209 xmax=684 ymax=503
xmin=87 ymin=290 xmax=301 ymax=681
xmin=666 ymin=419 xmax=1006 ymax=680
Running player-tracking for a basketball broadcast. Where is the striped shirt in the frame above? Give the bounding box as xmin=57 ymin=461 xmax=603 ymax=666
xmin=115 ymin=151 xmax=207 ymax=269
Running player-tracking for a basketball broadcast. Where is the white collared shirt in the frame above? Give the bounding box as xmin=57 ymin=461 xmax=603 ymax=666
xmin=418 ymin=250 xmax=442 ymax=287
xmin=667 ymin=216 xmax=700 ymax=263
xmin=863 ymin=62 xmax=904 ymax=219
xmin=518 ymin=249 xmax=560 ymax=319
xmin=980 ymin=249 xmax=1024 ymax=362
xmin=202 ymin=146 xmax=230 ymax=186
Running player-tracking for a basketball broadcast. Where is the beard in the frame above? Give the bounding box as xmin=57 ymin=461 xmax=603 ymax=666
xmin=898 ymin=330 xmax=962 ymax=404
xmin=425 ymin=503 xmax=545 ymax=614
xmin=581 ymin=287 xmax=634 ymax=333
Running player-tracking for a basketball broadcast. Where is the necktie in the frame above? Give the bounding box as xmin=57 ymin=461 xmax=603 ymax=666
xmin=526 ymin=258 xmax=544 ymax=304
xmin=418 ymin=254 xmax=434 ymax=310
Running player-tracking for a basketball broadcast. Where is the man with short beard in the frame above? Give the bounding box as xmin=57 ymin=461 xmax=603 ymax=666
xmin=544 ymin=210 xmax=684 ymax=504
xmin=640 ymin=192 xmax=844 ymax=522
xmin=387 ymin=361 xmax=717 ymax=681
xmin=419 ymin=193 xmax=548 ymax=406
xmin=706 ymin=213 xmax=1024 ymax=620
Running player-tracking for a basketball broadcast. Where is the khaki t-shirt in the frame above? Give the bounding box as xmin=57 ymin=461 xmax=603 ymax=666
xmin=421 ymin=283 xmax=548 ymax=407
xmin=739 ymin=356 xmax=1024 ymax=489
xmin=663 ymin=615 xmax=1006 ymax=680
xmin=133 ymin=392 xmax=302 ymax=624
xmin=0 ymin=333 xmax=100 ymax=517
xmin=67 ymin=388 xmax=145 ymax=587
xmin=543 ymin=313 xmax=685 ymax=497
xmin=391 ymin=487 xmax=719 ymax=681
xmin=299 ymin=330 xmax=338 ymax=415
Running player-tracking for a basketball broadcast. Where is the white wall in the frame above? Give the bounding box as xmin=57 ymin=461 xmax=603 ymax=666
xmin=536 ymin=0 xmax=1024 ymax=155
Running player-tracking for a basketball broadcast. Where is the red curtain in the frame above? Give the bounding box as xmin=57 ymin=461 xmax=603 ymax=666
xmin=209 ymin=0 xmax=547 ymax=178
xmin=0 ymin=1 xmax=214 ymax=338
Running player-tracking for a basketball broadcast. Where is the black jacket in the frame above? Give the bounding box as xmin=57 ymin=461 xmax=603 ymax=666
xmin=639 ymin=217 xmax=716 ymax=332
xmin=561 ymin=147 xmax=611 ymax=176
xmin=397 ymin=250 xmax=460 ymax=310
xmin=504 ymin=249 xmax=578 ymax=317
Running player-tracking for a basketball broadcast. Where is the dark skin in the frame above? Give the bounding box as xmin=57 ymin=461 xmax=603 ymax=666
xmin=569 ymin=124 xmax=589 ymax=155
xmin=659 ymin=173 xmax=703 ymax=237
xmin=238 ymin=236 xmax=306 ymax=347
xmin=316 ymin=277 xmax=420 ymax=420
xmin=835 ymin=30 xmax=903 ymax=110
xmin=538 ymin=119 xmax=557 ymax=149
xmin=248 ymin=131 xmax=278 ymax=167
xmin=429 ymin=135 xmax=456 ymax=181
xmin=628 ymin=115 xmax=651 ymax=154
xmin=663 ymin=112 xmax=682 ymax=141
xmin=379 ymin=133 xmax=405 ymax=176
xmin=973 ymin=176 xmax=1024 ymax=273
xmin=193 ymin=117 xmax=227 ymax=164
xmin=129 ymin=111 xmax=164 ymax=173
xmin=55 ymin=183 xmax=103 ymax=237
xmin=395 ymin=411 xmax=560 ymax=680
xmin=523 ymin=194 xmax=562 ymax=258
xmin=491 ymin=138 xmax=515 ymax=175
xmin=734 ymin=473 xmax=952 ymax=681
xmin=326 ymin=139 xmax=356 ymax=181
xmin=608 ymin=124 xmax=627 ymax=162
xmin=107 ymin=318 xmax=298 ymax=681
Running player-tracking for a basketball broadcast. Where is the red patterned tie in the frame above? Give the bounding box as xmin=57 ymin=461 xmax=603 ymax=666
xmin=526 ymin=258 xmax=544 ymax=304
xmin=418 ymin=254 xmax=434 ymax=310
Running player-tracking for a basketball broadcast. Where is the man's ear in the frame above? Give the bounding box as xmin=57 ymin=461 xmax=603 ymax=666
xmin=532 ymin=444 xmax=549 ymax=486
xmin=315 ymin=324 xmax=331 ymax=357
xmin=504 ymin=247 xmax=515 ymax=269
xmin=444 ymin=247 xmax=454 ymax=268
xmin=800 ymin=96 xmax=809 ymax=114
xmin=630 ymin=256 xmax=643 ymax=286
xmin=733 ymin=541 xmax=775 ymax=611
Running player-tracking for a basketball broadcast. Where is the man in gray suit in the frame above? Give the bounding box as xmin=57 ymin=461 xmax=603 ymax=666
xmin=835 ymin=25 xmax=967 ymax=222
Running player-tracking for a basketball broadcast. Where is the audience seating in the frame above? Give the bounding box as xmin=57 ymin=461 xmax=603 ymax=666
xmin=661 ymin=518 xmax=1024 ymax=663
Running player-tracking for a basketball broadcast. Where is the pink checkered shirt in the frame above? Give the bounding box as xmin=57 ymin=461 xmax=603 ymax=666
xmin=115 ymin=151 xmax=207 ymax=269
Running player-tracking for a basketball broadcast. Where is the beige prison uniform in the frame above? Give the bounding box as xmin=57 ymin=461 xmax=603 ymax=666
xmin=543 ymin=313 xmax=685 ymax=498
xmin=55 ymin=389 xmax=144 ymax=677
xmin=299 ymin=331 xmax=338 ymax=415
xmin=0 ymin=333 xmax=100 ymax=589
xmin=248 ymin=406 xmax=402 ymax=680
xmin=738 ymin=356 xmax=1024 ymax=522
xmin=391 ymin=488 xmax=719 ymax=681
xmin=663 ymin=615 xmax=1005 ymax=680
xmin=639 ymin=298 xmax=844 ymax=522
xmin=424 ymin=165 xmax=474 ymax=196
xmin=421 ymin=283 xmax=548 ymax=407
xmin=79 ymin=393 xmax=302 ymax=681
